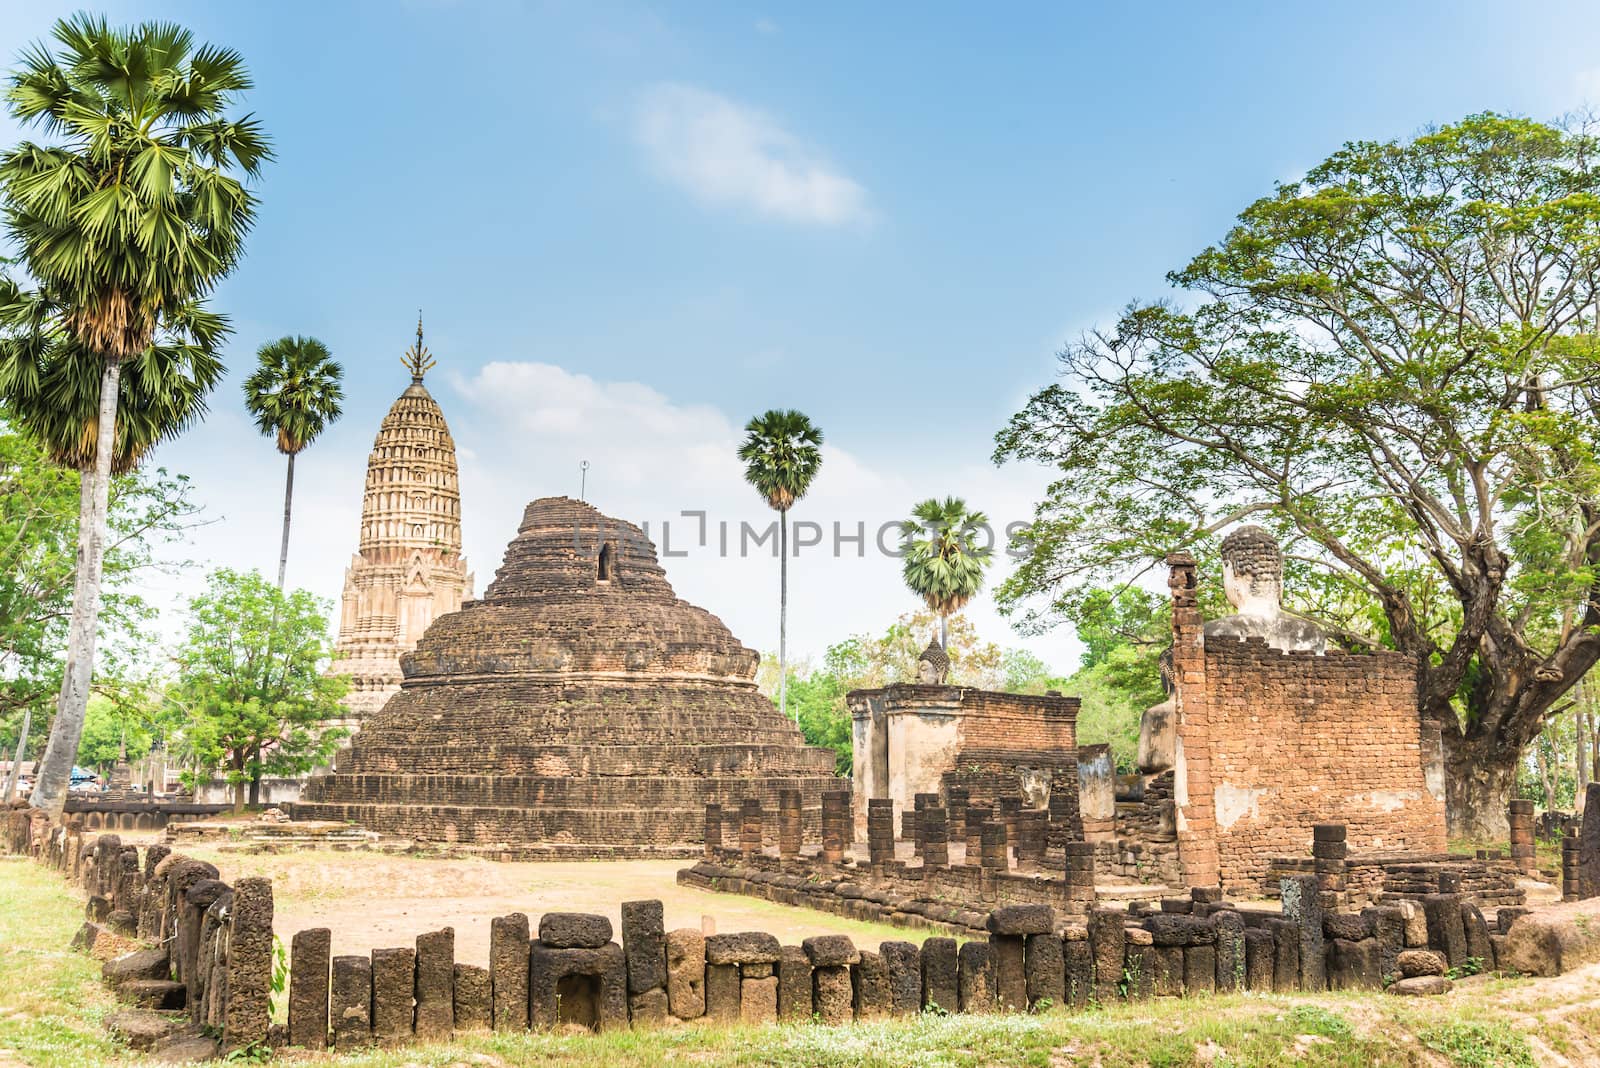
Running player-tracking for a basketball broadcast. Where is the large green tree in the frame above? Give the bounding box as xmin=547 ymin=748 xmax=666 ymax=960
xmin=996 ymin=114 xmax=1600 ymax=837
xmin=0 ymin=15 xmax=268 ymax=820
xmin=168 ymin=568 xmax=346 ymax=809
xmin=901 ymin=496 xmax=994 ymax=651
xmin=242 ymin=335 xmax=344 ymax=589
xmin=0 ymin=414 xmax=197 ymax=798
xmin=739 ymin=409 xmax=824 ymax=721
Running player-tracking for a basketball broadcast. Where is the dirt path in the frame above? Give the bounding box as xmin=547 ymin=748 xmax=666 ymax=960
xmin=184 ymin=848 xmax=939 ymax=964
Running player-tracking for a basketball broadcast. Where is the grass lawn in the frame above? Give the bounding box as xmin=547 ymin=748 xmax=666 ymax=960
xmin=4 ymin=853 xmax=1598 ymax=1067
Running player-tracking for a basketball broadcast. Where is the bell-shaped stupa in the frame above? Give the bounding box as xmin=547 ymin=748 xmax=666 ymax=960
xmin=326 ymin=318 xmax=474 ymax=724
xmin=295 ymin=496 xmax=841 ymax=852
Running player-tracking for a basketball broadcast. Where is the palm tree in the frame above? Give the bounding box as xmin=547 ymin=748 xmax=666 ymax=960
xmin=244 ymin=337 xmax=344 ymax=589
xmin=901 ymin=497 xmax=994 ymax=652
xmin=738 ymin=410 xmax=823 ymax=720
xmin=0 ymin=15 xmax=268 ymax=821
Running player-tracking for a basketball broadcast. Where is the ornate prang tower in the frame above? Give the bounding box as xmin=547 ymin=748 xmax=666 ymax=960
xmin=327 ymin=316 xmax=473 ymax=725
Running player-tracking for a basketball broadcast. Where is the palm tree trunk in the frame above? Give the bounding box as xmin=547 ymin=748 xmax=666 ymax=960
xmin=31 ymin=356 xmax=122 ymax=823
xmin=276 ymin=451 xmax=296 ymax=590
xmin=779 ymin=507 xmax=789 ymax=721
xmin=939 ymin=612 xmax=948 ymax=651
xmin=3 ymin=707 xmax=31 ymax=802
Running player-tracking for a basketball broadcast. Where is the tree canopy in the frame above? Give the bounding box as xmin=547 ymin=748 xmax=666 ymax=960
xmin=166 ymin=568 xmax=346 ymax=807
xmin=996 ymin=113 xmax=1600 ymax=835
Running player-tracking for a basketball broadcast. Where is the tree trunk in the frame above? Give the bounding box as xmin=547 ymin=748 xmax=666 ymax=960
xmin=249 ymin=771 xmax=261 ymax=808
xmin=939 ymin=612 xmax=948 ymax=651
xmin=276 ymin=451 xmax=296 ymax=590
xmin=1443 ymin=729 xmax=1519 ymax=841
xmin=1579 ymin=678 xmax=1593 ymax=793
xmin=2 ymin=707 xmax=31 ymax=802
xmin=778 ymin=507 xmax=788 ymax=721
xmin=232 ymin=753 xmax=247 ymax=814
xmin=30 ymin=356 xmax=122 ymax=823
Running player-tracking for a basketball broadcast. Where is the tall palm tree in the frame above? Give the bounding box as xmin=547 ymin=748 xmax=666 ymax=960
xmin=243 ymin=337 xmax=344 ymax=589
xmin=739 ymin=410 xmax=823 ymax=720
xmin=901 ymin=497 xmax=994 ymax=652
xmin=0 ymin=15 xmax=268 ymax=821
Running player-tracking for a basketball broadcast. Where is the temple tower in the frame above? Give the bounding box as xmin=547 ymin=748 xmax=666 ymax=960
xmin=326 ymin=317 xmax=473 ymax=724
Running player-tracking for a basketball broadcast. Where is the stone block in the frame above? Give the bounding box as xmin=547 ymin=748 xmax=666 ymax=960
xmin=1146 ymin=913 xmax=1214 ymax=947
xmin=528 ymin=942 xmax=627 ymax=1033
xmin=453 ymin=964 xmax=491 ymax=1032
xmin=666 ymin=929 xmax=706 ymax=1020
xmin=777 ymin=945 xmax=812 ymax=1021
xmin=371 ymin=948 xmax=416 ymax=1045
xmin=288 ymin=928 xmax=331 ymax=1049
xmin=1323 ymin=913 xmax=1371 ymax=942
xmin=1461 ymin=902 xmax=1493 ymax=969
xmin=813 ymin=965 xmax=853 ymax=1025
xmin=706 ymin=931 xmax=782 ymax=966
xmin=414 ymin=928 xmax=455 ymax=1041
xmin=1089 ymin=909 xmax=1125 ymax=1000
xmin=1397 ymin=899 xmax=1428 ymax=947
xmin=621 ymin=900 xmax=666 ymax=994
xmin=987 ymin=903 xmax=1054 ymax=936
xmin=330 ymin=955 xmax=371 ymax=1048
xmin=1024 ymin=932 xmax=1064 ymax=1008
xmin=1365 ymin=906 xmax=1405 ymax=985
xmin=704 ymin=962 xmax=740 ymax=1023
xmin=1183 ymin=945 xmax=1215 ymax=996
xmin=920 ymin=937 xmax=959 ymax=1012
xmin=1501 ymin=901 xmax=1600 ymax=976
xmin=490 ymin=913 xmax=530 ymax=1031
xmin=1058 ymin=937 xmax=1091 ymax=1005
xmin=957 ymin=941 xmax=994 ymax=1013
xmin=1281 ymin=875 xmax=1324 ymax=990
xmin=1268 ymin=919 xmax=1300 ymax=993
xmin=881 ymin=941 xmax=922 ymax=1015
xmin=104 ymin=948 xmax=171 ymax=987
xmin=740 ymin=975 xmax=778 ymax=1024
xmin=803 ymin=934 xmax=859 ymax=968
xmin=1151 ymin=944 xmax=1182 ymax=998
xmin=538 ymin=913 xmax=612 ymax=950
xmin=1422 ymin=894 xmax=1468 ymax=967
xmin=628 ymin=987 xmax=668 ymax=1027
xmin=1212 ymin=911 xmax=1245 ymax=994
xmin=1389 ymin=975 xmax=1453 ymax=996
xmin=223 ymin=877 xmax=273 ymax=1053
xmin=1244 ymin=928 xmax=1274 ymax=992
xmin=1327 ymin=937 xmax=1381 ymax=991
xmin=117 ymin=979 xmax=185 ymax=1010
xmin=853 ymin=950 xmax=890 ymax=1018
xmin=1398 ymin=949 xmax=1446 ymax=977
xmin=991 ymin=934 xmax=1026 ymax=1011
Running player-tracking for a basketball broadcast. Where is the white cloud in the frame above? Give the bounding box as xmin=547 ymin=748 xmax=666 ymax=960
xmin=633 ymin=83 xmax=869 ymax=226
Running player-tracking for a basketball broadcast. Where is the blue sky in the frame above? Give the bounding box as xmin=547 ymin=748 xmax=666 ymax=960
xmin=5 ymin=1 xmax=1600 ymax=672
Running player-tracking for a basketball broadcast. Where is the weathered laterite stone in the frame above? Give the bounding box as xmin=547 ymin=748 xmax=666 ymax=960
xmin=1327 ymin=938 xmax=1382 ymax=991
xmin=1089 ymin=910 xmax=1125 ymax=1001
xmin=490 ymin=913 xmax=530 ymax=1031
xmin=539 ymin=913 xmax=612 ymax=950
xmin=988 ymin=904 xmax=1054 ymax=936
xmin=740 ymin=973 xmax=778 ymax=1025
xmin=371 ymin=948 xmax=416 ymax=1045
xmin=223 ymin=877 xmax=273 ymax=1053
xmin=453 ymin=964 xmax=491 ymax=1032
xmin=777 ymin=945 xmax=812 ymax=1021
xmin=991 ymin=935 xmax=1027 ymax=1011
xmin=622 ymin=900 xmax=667 ymax=995
xmin=813 ymin=965 xmax=853 ymax=1025
xmin=920 ymin=937 xmax=959 ymax=1012
xmin=414 ymin=928 xmax=455 ymax=1041
xmin=1184 ymin=945 xmax=1216 ymax=996
xmin=853 ymin=951 xmax=890 ymax=1018
xmin=528 ymin=942 xmax=627 ymax=1032
xmin=1244 ymin=928 xmax=1275 ymax=992
xmin=881 ymin=941 xmax=922 ymax=1016
xmin=1025 ymin=933 xmax=1065 ymax=1008
xmin=957 ymin=941 xmax=995 ymax=1013
xmin=666 ymin=929 xmax=706 ymax=1020
xmin=706 ymin=931 xmax=781 ymax=966
xmin=330 ymin=956 xmax=371 ymax=1048
xmin=802 ymin=935 xmax=859 ymax=968
xmin=705 ymin=963 xmax=740 ymax=1023
xmin=288 ymin=928 xmax=331 ymax=1049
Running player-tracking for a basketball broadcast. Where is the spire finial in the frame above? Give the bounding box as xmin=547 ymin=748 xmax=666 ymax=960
xmin=401 ymin=308 xmax=436 ymax=383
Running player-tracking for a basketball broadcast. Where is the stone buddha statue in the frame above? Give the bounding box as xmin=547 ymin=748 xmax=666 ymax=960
xmin=916 ymin=636 xmax=950 ymax=685
xmin=1202 ymin=525 xmax=1325 ymax=654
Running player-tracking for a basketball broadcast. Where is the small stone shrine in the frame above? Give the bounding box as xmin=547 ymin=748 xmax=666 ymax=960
xmin=294 ymin=497 xmax=839 ymax=852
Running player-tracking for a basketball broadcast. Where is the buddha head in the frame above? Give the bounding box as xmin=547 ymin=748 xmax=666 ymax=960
xmin=917 ymin=636 xmax=950 ymax=685
xmin=1219 ymin=525 xmax=1283 ymax=619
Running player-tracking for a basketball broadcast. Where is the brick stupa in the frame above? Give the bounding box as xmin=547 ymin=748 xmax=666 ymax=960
xmin=294 ymin=496 xmax=841 ymax=853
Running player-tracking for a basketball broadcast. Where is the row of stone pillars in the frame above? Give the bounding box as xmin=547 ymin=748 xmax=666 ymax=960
xmin=702 ymin=791 xmax=854 ymax=863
